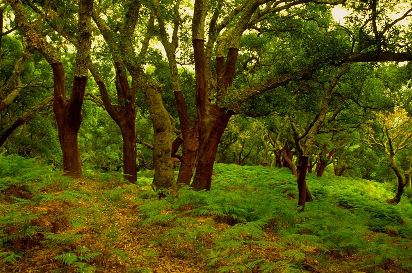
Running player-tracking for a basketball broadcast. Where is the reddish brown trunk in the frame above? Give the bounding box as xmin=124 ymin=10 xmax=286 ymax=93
xmin=316 ymin=159 xmax=328 ymax=177
xmin=297 ymin=155 xmax=312 ymax=210
xmin=120 ymin=121 xmax=137 ymax=182
xmin=388 ymin=174 xmax=406 ymax=204
xmin=59 ymin=78 xmax=87 ymax=178
xmin=90 ymin=64 xmax=137 ymax=183
xmin=52 ymin=64 xmax=85 ymax=178
xmin=60 ymin=127 xmax=82 ymax=177
xmin=282 ymin=149 xmax=297 ymax=175
xmin=192 ymin=108 xmax=231 ymax=190
xmin=174 ymin=90 xmax=200 ymax=186
xmin=177 ymin=131 xmax=199 ymax=185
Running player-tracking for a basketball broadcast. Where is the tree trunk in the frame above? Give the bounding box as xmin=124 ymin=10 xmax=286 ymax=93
xmin=388 ymin=173 xmax=406 ymax=204
xmin=308 ymin=157 xmax=315 ymax=173
xmin=145 ymin=86 xmax=174 ymax=194
xmin=60 ymin=124 xmax=82 ymax=177
xmin=406 ymin=173 xmax=411 ymax=189
xmin=297 ymin=155 xmax=312 ymax=210
xmin=53 ymin=64 xmax=86 ymax=178
xmin=58 ymin=77 xmax=87 ymax=178
xmin=90 ymin=64 xmax=138 ymax=183
xmin=334 ymin=163 xmax=346 ymax=176
xmin=174 ymin=89 xmax=200 ymax=186
xmin=274 ymin=150 xmax=283 ymax=167
xmin=119 ymin=120 xmax=137 ymax=182
xmin=387 ymin=157 xmax=406 ymax=204
xmin=192 ymin=107 xmax=231 ymax=190
xmin=316 ymin=158 xmax=328 ymax=177
xmin=282 ymin=148 xmax=297 ymax=176
xmin=9 ymin=0 xmax=92 ymax=178
xmin=0 ymin=6 xmax=3 ymax=57
xmin=177 ymin=130 xmax=199 ymax=185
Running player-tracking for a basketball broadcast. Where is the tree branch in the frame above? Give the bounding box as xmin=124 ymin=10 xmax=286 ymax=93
xmin=0 ymin=96 xmax=53 ymax=147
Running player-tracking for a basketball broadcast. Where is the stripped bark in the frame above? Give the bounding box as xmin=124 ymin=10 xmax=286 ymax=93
xmin=8 ymin=0 xmax=93 ymax=177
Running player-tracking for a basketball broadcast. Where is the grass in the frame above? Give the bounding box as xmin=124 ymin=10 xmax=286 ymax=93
xmin=0 ymin=155 xmax=411 ymax=272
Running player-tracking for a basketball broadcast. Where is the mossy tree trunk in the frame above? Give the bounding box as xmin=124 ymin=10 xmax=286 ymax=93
xmin=145 ymin=86 xmax=174 ymax=193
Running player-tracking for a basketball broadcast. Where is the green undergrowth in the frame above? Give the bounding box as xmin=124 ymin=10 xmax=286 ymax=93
xmin=138 ymin=164 xmax=412 ymax=272
xmin=0 ymin=155 xmax=137 ymax=272
xmin=1 ymin=155 xmax=412 ymax=272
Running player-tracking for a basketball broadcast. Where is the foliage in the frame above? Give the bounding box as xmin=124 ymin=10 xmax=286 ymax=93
xmin=1 ymin=154 xmax=412 ymax=271
xmin=134 ymin=163 xmax=412 ymax=271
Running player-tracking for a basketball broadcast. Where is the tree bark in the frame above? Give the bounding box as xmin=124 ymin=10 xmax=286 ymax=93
xmin=316 ymin=149 xmax=336 ymax=177
xmin=0 ymin=52 xmax=31 ymax=112
xmin=308 ymin=157 xmax=315 ymax=173
xmin=145 ymin=86 xmax=174 ymax=193
xmin=282 ymin=148 xmax=297 ymax=175
xmin=10 ymin=0 xmax=93 ymax=177
xmin=334 ymin=165 xmax=346 ymax=176
xmin=54 ymin=72 xmax=87 ymax=177
xmin=176 ymin=129 xmax=199 ymax=185
xmin=119 ymin=120 xmax=137 ymax=182
xmin=387 ymin=156 xmax=406 ymax=204
xmin=60 ymin=122 xmax=82 ymax=177
xmin=90 ymin=64 xmax=137 ymax=182
xmin=297 ymin=155 xmax=312 ymax=210
xmin=316 ymin=158 xmax=328 ymax=177
xmin=405 ymin=173 xmax=411 ymax=189
xmin=0 ymin=6 xmax=4 ymax=57
xmin=174 ymin=91 xmax=199 ymax=185
xmin=274 ymin=149 xmax=283 ymax=167
xmin=192 ymin=106 xmax=231 ymax=190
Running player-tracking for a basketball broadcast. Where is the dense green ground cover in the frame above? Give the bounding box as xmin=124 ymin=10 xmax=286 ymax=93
xmin=0 ymin=155 xmax=411 ymax=272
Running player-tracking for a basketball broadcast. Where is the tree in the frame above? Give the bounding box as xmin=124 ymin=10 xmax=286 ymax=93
xmin=7 ymin=0 xmax=93 ymax=177
xmin=152 ymin=0 xmax=412 ymax=193
xmin=367 ymin=108 xmax=412 ymax=203
xmin=26 ymin=0 xmax=176 ymax=187
xmin=0 ymin=34 xmax=54 ymax=149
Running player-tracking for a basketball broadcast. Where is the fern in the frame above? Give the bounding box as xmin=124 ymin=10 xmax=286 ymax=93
xmin=0 ymin=210 xmax=39 ymax=245
xmin=55 ymin=252 xmax=78 ymax=265
xmin=78 ymin=246 xmax=101 ymax=262
xmin=43 ymin=232 xmax=83 ymax=247
xmin=138 ymin=199 xmax=176 ymax=226
xmin=0 ymin=251 xmax=22 ymax=263
xmin=54 ymin=247 xmax=100 ymax=273
xmin=0 ymin=155 xmax=57 ymax=193
xmin=104 ymin=187 xmax=126 ymax=202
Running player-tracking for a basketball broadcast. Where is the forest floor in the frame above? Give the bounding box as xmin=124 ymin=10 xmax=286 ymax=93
xmin=0 ymin=155 xmax=412 ymax=273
